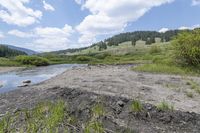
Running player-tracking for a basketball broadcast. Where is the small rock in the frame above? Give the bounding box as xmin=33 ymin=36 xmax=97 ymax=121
xmin=18 ymin=84 xmax=29 ymax=87
xmin=0 ymin=114 xmax=5 ymax=117
xmin=117 ymin=100 xmax=125 ymax=107
xmin=13 ymin=108 xmax=21 ymax=113
xmin=23 ymin=80 xmax=31 ymax=84
xmin=0 ymin=81 xmax=3 ymax=88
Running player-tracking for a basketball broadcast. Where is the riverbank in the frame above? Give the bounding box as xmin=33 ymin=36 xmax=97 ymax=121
xmin=0 ymin=67 xmax=24 ymax=74
xmin=0 ymin=65 xmax=200 ymax=132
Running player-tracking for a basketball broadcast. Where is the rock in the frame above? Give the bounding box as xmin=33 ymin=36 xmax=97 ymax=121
xmin=13 ymin=108 xmax=21 ymax=113
xmin=0 ymin=81 xmax=3 ymax=88
xmin=23 ymin=80 xmax=31 ymax=84
xmin=117 ymin=100 xmax=125 ymax=107
xmin=0 ymin=114 xmax=5 ymax=117
xmin=18 ymin=84 xmax=29 ymax=87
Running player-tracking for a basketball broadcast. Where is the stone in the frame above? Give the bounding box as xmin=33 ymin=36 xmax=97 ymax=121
xmin=23 ymin=80 xmax=31 ymax=84
xmin=18 ymin=84 xmax=29 ymax=87
xmin=117 ymin=100 xmax=125 ymax=107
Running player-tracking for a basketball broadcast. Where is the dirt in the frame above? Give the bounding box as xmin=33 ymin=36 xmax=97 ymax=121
xmin=0 ymin=65 xmax=200 ymax=132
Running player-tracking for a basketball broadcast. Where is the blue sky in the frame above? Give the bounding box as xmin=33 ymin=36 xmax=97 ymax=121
xmin=0 ymin=0 xmax=200 ymax=52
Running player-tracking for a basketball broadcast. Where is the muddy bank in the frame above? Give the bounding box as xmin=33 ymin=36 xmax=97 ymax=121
xmin=1 ymin=87 xmax=200 ymax=133
xmin=0 ymin=67 xmax=24 ymax=74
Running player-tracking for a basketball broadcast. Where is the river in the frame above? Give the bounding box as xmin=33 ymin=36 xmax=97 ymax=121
xmin=0 ymin=64 xmax=86 ymax=93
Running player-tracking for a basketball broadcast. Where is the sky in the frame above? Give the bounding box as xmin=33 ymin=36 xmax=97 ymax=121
xmin=0 ymin=0 xmax=200 ymax=52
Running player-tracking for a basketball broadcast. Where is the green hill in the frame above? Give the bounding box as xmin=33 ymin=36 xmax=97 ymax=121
xmin=49 ymin=29 xmax=184 ymax=55
xmin=0 ymin=45 xmax=27 ymax=57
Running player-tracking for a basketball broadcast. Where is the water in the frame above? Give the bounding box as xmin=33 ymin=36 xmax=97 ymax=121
xmin=0 ymin=64 xmax=85 ymax=93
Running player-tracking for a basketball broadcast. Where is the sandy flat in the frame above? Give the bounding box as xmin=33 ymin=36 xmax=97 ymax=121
xmin=0 ymin=67 xmax=24 ymax=74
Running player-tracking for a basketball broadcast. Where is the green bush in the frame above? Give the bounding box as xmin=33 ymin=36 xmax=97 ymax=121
xmin=149 ymin=45 xmax=162 ymax=54
xmin=15 ymin=55 xmax=49 ymax=66
xmin=173 ymin=29 xmax=200 ymax=66
xmin=76 ymin=56 xmax=93 ymax=62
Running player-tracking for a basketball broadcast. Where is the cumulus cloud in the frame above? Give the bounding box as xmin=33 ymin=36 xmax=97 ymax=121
xmin=75 ymin=0 xmax=174 ymax=44
xmin=8 ymin=25 xmax=74 ymax=51
xmin=159 ymin=28 xmax=169 ymax=33
xmin=8 ymin=30 xmax=34 ymax=38
xmin=43 ymin=0 xmax=55 ymax=11
xmin=0 ymin=31 xmax=4 ymax=38
xmin=191 ymin=0 xmax=200 ymax=6
xmin=74 ymin=0 xmax=85 ymax=5
xmin=179 ymin=24 xmax=200 ymax=30
xmin=0 ymin=0 xmax=42 ymax=27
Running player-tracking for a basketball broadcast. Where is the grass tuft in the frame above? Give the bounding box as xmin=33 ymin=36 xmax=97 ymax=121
xmin=130 ymin=100 xmax=143 ymax=112
xmin=157 ymin=101 xmax=174 ymax=111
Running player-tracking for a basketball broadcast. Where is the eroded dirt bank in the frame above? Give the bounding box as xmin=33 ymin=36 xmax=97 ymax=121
xmin=0 ymin=65 xmax=200 ymax=132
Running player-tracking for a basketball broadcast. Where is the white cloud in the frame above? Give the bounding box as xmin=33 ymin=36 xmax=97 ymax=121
xmin=8 ymin=30 xmax=34 ymax=38
xmin=0 ymin=31 xmax=4 ymax=38
xmin=76 ymin=0 xmax=174 ymax=44
xmin=179 ymin=24 xmax=200 ymax=30
xmin=192 ymin=0 xmax=200 ymax=6
xmin=43 ymin=0 xmax=55 ymax=11
xmin=8 ymin=25 xmax=74 ymax=51
xmin=74 ymin=0 xmax=84 ymax=5
xmin=0 ymin=0 xmax=42 ymax=27
xmin=159 ymin=28 xmax=169 ymax=33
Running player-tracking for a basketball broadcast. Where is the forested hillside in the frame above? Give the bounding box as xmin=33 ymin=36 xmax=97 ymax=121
xmin=0 ymin=45 xmax=27 ymax=57
xmin=50 ymin=29 xmax=185 ymax=55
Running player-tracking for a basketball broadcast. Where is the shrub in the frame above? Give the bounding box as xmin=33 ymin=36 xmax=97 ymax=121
xmin=173 ymin=29 xmax=200 ymax=66
xmin=149 ymin=45 xmax=162 ymax=54
xmin=76 ymin=56 xmax=93 ymax=62
xmin=15 ymin=55 xmax=49 ymax=66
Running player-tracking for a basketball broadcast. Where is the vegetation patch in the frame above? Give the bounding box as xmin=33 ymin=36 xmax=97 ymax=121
xmin=186 ymin=91 xmax=194 ymax=98
xmin=186 ymin=80 xmax=200 ymax=94
xmin=0 ymin=101 xmax=66 ymax=133
xmin=0 ymin=57 xmax=21 ymax=67
xmin=157 ymin=101 xmax=174 ymax=111
xmin=173 ymin=29 xmax=200 ymax=66
xmin=133 ymin=64 xmax=186 ymax=75
xmin=130 ymin=100 xmax=143 ymax=112
xmin=15 ymin=55 xmax=50 ymax=66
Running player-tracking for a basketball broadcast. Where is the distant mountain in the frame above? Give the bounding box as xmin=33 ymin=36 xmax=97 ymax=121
xmin=0 ymin=45 xmax=27 ymax=57
xmin=1 ymin=44 xmax=38 ymax=55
